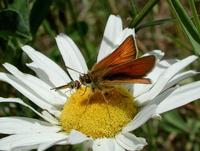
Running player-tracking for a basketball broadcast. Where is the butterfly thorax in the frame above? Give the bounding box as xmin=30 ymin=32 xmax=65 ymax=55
xmin=79 ymin=72 xmax=99 ymax=90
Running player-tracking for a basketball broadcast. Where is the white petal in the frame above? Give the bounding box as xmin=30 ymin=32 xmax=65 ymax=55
xmin=0 ymin=132 xmax=67 ymax=151
xmin=137 ymin=55 xmax=198 ymax=105
xmin=56 ymin=33 xmax=88 ymax=80
xmin=123 ymin=104 xmax=157 ymax=132
xmin=3 ymin=63 xmax=66 ymax=106
xmin=93 ymin=138 xmax=124 ymax=151
xmin=82 ymin=141 xmax=93 ymax=151
xmin=0 ymin=117 xmax=60 ymax=134
xmin=113 ymin=140 xmax=125 ymax=151
xmin=162 ymin=70 xmax=198 ymax=91
xmin=121 ymin=28 xmax=135 ymax=41
xmin=93 ymin=138 xmax=114 ymax=151
xmin=41 ymin=110 xmax=60 ymax=123
xmin=38 ymin=138 xmax=68 ymax=151
xmin=143 ymin=50 xmax=164 ymax=60
xmin=134 ymin=58 xmax=171 ymax=98
xmin=156 ymin=81 xmax=200 ymax=114
xmin=21 ymin=45 xmax=70 ymax=86
xmin=151 ymin=87 xmax=176 ymax=105
xmin=115 ymin=133 xmax=147 ymax=151
xmin=0 ymin=72 xmax=59 ymax=115
xmin=68 ymin=130 xmax=90 ymax=144
xmin=98 ymin=15 xmax=123 ymax=61
xmin=27 ymin=62 xmax=71 ymax=97
xmin=26 ymin=62 xmax=50 ymax=85
xmin=0 ymin=97 xmax=58 ymax=124
xmin=134 ymin=58 xmax=179 ymax=98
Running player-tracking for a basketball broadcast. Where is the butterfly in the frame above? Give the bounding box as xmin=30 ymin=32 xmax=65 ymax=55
xmin=52 ymin=35 xmax=155 ymax=94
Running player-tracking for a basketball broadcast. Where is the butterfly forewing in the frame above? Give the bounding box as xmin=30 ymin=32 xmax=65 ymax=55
xmin=91 ymin=36 xmax=137 ymax=78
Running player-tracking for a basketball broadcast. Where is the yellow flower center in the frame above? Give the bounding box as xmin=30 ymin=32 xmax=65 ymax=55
xmin=60 ymin=86 xmax=137 ymax=138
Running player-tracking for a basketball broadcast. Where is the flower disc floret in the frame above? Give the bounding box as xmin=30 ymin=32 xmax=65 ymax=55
xmin=60 ymin=86 xmax=137 ymax=138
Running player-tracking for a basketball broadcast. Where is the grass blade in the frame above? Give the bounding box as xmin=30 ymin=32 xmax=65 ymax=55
xmin=135 ymin=17 xmax=175 ymax=32
xmin=130 ymin=0 xmax=159 ymax=28
xmin=168 ymin=0 xmax=200 ymax=55
xmin=188 ymin=0 xmax=200 ymax=33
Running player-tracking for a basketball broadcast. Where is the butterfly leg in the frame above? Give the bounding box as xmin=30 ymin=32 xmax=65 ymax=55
xmin=77 ymin=90 xmax=93 ymax=128
xmin=101 ymin=91 xmax=111 ymax=120
xmin=101 ymin=84 xmax=129 ymax=98
xmin=115 ymin=88 xmax=130 ymax=98
xmin=82 ymin=86 xmax=97 ymax=114
xmin=64 ymin=88 xmax=71 ymax=94
xmin=107 ymin=86 xmax=130 ymax=98
xmin=81 ymin=86 xmax=88 ymax=96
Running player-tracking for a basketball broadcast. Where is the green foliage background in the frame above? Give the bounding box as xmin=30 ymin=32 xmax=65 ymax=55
xmin=0 ymin=0 xmax=200 ymax=150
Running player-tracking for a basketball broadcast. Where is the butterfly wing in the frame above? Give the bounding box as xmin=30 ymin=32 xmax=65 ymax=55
xmin=91 ymin=35 xmax=137 ymax=77
xmin=102 ymin=55 xmax=156 ymax=84
xmin=102 ymin=78 xmax=151 ymax=84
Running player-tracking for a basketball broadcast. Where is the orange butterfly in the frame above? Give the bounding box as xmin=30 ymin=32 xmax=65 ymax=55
xmin=53 ymin=35 xmax=155 ymax=93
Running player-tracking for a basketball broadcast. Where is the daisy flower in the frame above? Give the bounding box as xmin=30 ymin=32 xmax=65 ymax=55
xmin=0 ymin=14 xmax=200 ymax=151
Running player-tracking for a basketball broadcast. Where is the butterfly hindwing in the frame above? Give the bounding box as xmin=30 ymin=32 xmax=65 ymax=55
xmin=103 ymin=55 xmax=156 ymax=80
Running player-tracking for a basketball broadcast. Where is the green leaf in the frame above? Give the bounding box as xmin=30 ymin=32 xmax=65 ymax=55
xmin=0 ymin=10 xmax=19 ymax=32
xmin=168 ymin=0 xmax=200 ymax=55
xmin=0 ymin=10 xmax=30 ymax=40
xmin=8 ymin=0 xmax=30 ymax=35
xmin=42 ymin=20 xmax=56 ymax=37
xmin=160 ymin=122 xmax=183 ymax=134
xmin=67 ymin=21 xmax=89 ymax=36
xmin=30 ymin=0 xmax=53 ymax=35
xmin=163 ymin=111 xmax=188 ymax=133
xmin=187 ymin=118 xmax=200 ymax=140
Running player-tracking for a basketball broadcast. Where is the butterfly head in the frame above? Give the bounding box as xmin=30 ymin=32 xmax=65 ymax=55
xmin=79 ymin=74 xmax=92 ymax=86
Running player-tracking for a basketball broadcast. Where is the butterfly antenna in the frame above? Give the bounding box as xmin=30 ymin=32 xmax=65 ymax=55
xmin=65 ymin=66 xmax=84 ymax=75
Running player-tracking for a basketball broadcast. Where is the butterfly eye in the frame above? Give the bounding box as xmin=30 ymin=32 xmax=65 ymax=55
xmin=79 ymin=74 xmax=92 ymax=84
xmin=84 ymin=74 xmax=92 ymax=83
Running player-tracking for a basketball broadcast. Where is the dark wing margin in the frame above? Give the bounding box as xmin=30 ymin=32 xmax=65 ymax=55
xmin=102 ymin=78 xmax=151 ymax=84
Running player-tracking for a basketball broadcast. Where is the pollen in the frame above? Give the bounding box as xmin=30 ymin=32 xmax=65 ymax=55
xmin=60 ymin=86 xmax=137 ymax=138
